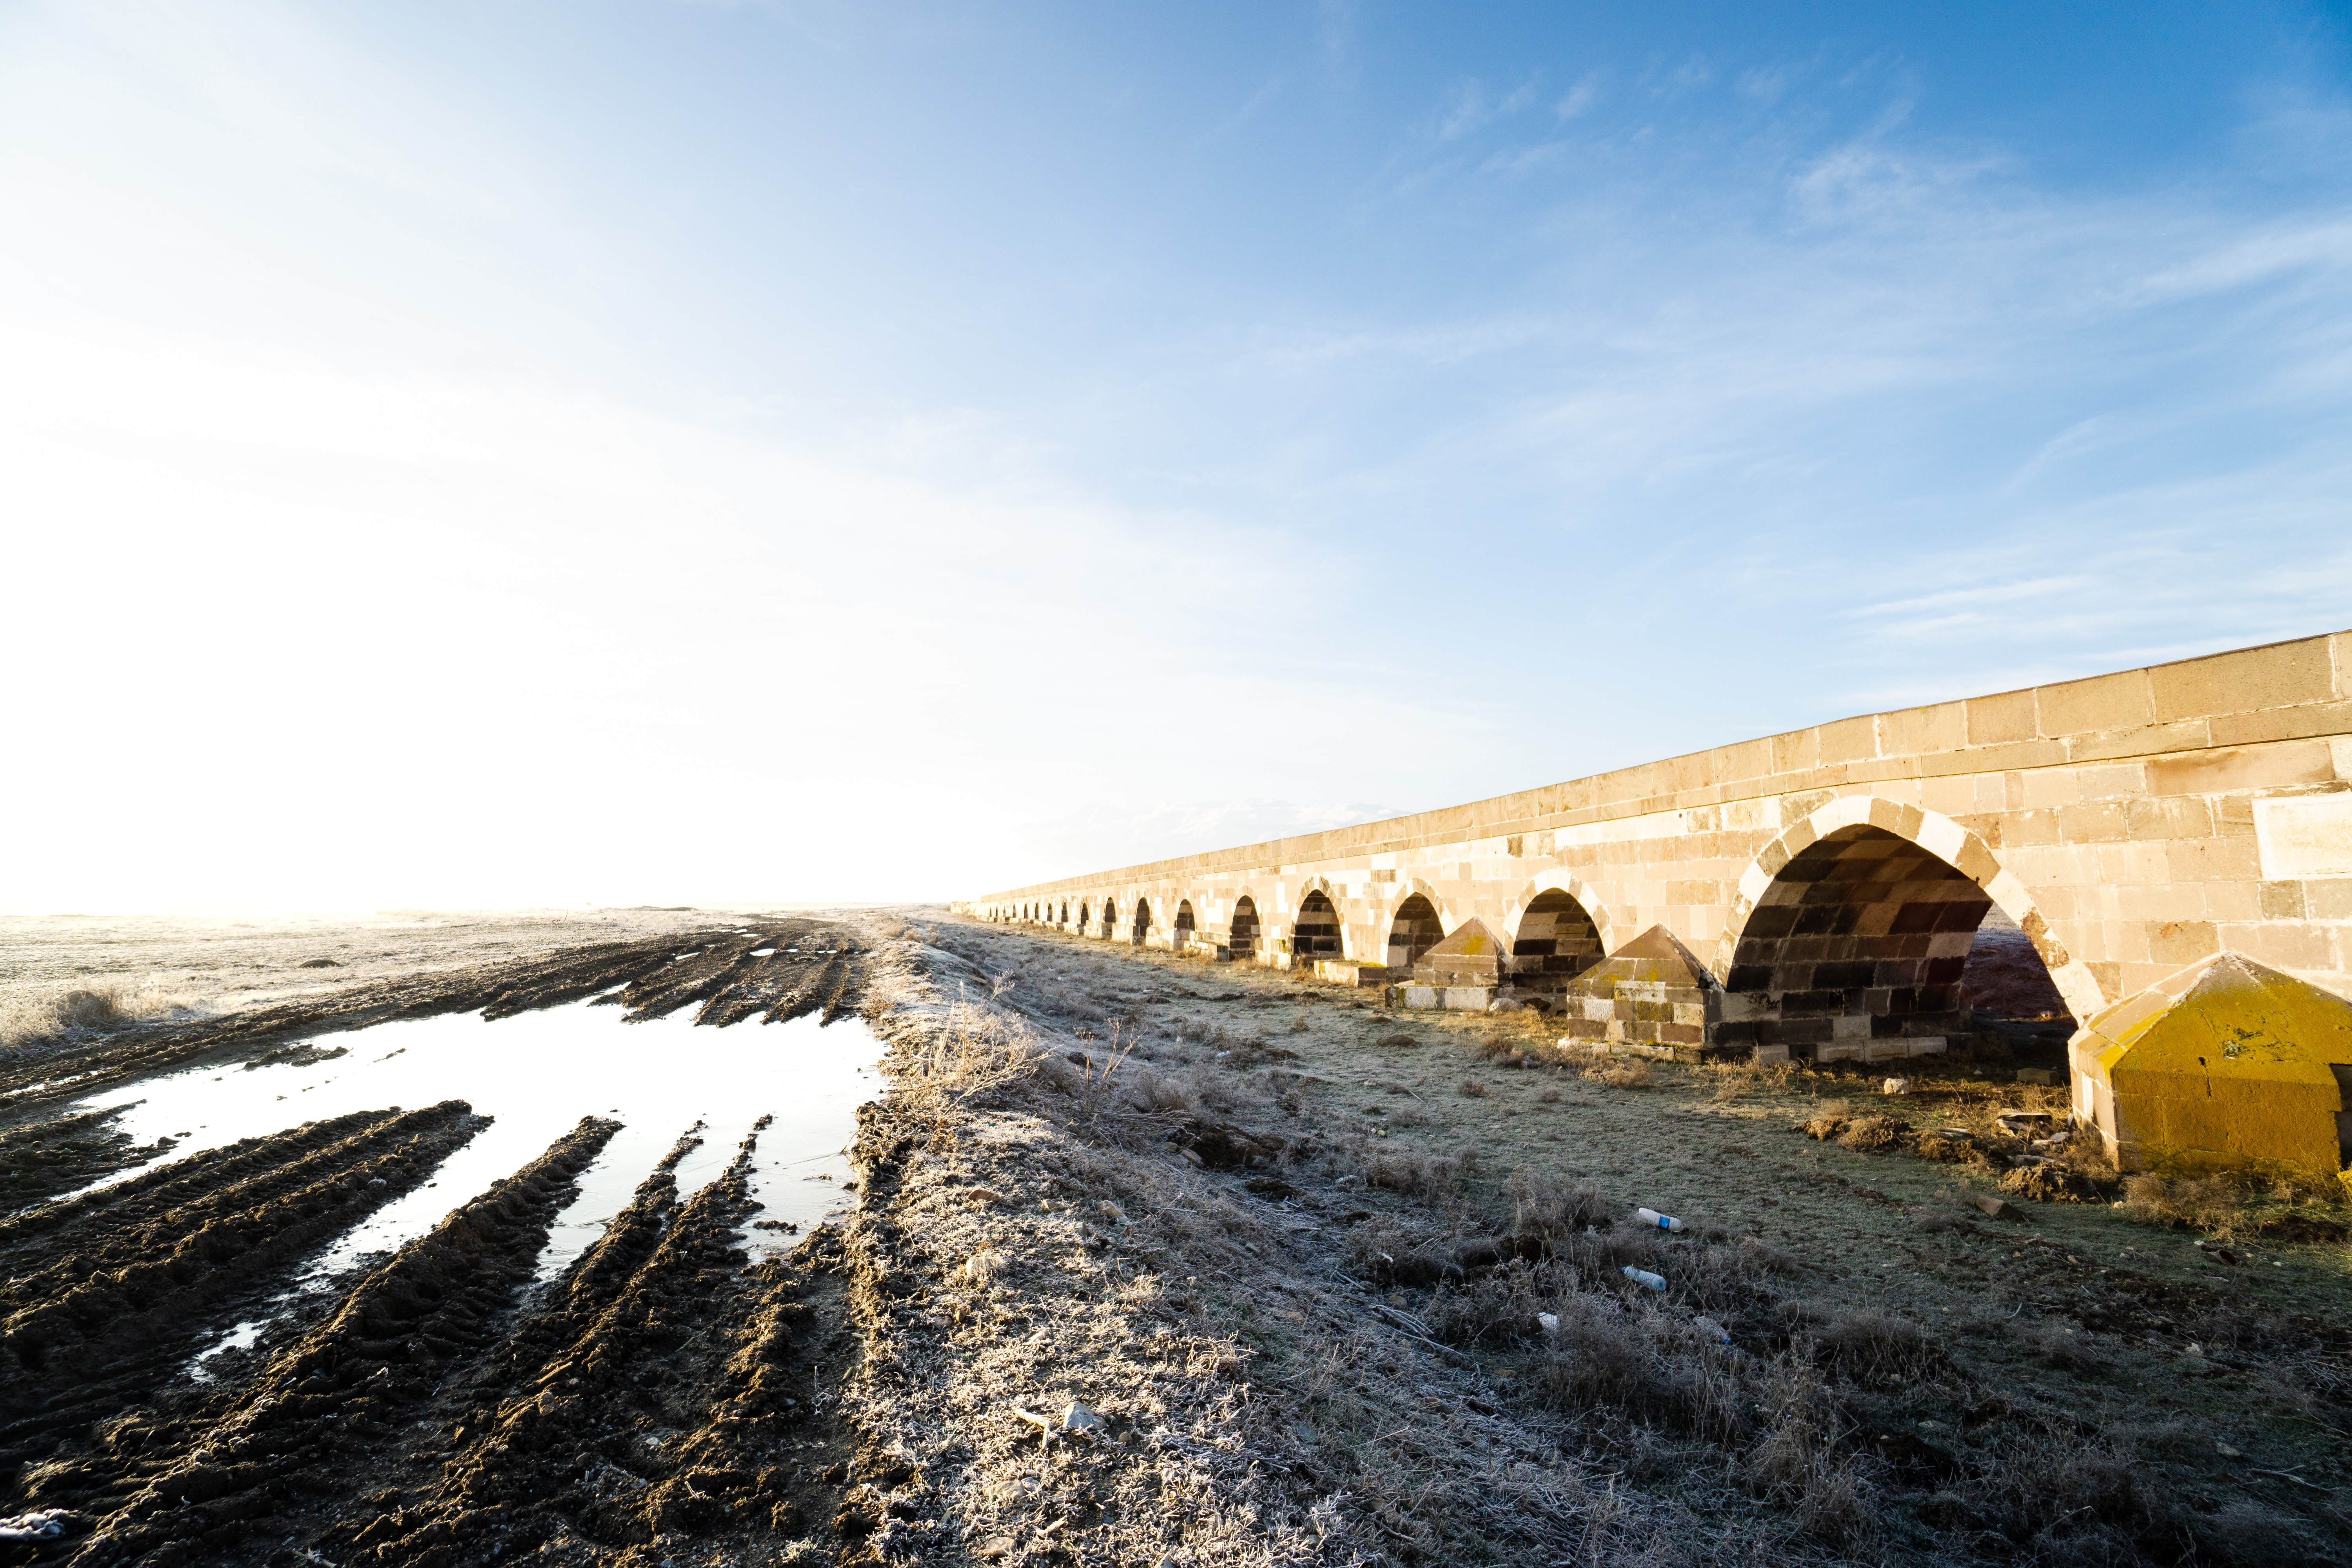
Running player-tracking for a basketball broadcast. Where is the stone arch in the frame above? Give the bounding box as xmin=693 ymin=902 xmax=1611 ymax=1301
xmin=1372 ymin=877 xmax=1455 ymax=933
xmin=1291 ymin=886 xmax=1344 ymax=960
xmin=1502 ymin=876 xmax=1618 ymax=953
xmin=1100 ymin=898 xmax=1118 ymax=939
xmin=1381 ymin=881 xmax=1449 ymax=971
xmin=1504 ymin=881 xmax=1610 ymax=996
xmin=1712 ymin=795 xmax=2103 ymax=1061
xmin=1230 ymin=892 xmax=1263 ymax=957
xmin=1077 ymin=900 xmax=1091 ymax=932
xmin=1173 ymin=899 xmax=1197 ymax=952
xmin=1131 ymin=897 xmax=1152 ymax=945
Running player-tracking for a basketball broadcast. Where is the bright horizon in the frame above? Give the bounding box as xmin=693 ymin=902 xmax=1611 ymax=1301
xmin=5 ymin=2 xmax=2350 ymax=911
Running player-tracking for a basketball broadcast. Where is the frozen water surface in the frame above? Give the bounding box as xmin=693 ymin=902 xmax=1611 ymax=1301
xmin=59 ymin=1000 xmax=884 ymax=1292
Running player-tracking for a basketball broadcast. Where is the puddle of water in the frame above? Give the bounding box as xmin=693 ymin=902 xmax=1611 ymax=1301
xmin=62 ymin=1002 xmax=884 ymax=1294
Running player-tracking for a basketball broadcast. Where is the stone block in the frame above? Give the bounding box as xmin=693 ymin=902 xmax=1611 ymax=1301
xmin=2210 ymin=697 xmax=2352 ymax=748
xmin=2067 ymin=723 xmax=2207 ymax=763
xmin=1818 ymin=714 xmax=1878 ymax=765
xmin=2220 ymin=922 xmax=2335 ymax=971
xmin=2037 ymin=669 xmax=2155 ymax=737
xmin=1315 ymin=960 xmax=1399 ymax=987
xmin=1880 ymin=699 xmax=1966 ymax=758
xmin=2258 ymin=884 xmax=2314 ymax=921
xmin=2165 ymin=836 xmax=2261 ymax=882
xmin=2125 ymin=795 xmax=2214 ymax=840
xmin=1443 ymin=986 xmax=1494 ymax=1011
xmin=2057 ymin=800 xmax=2128 ymax=844
xmin=2254 ymin=794 xmax=2352 ymax=880
xmin=2151 ymin=639 xmax=2334 ymax=723
xmin=2149 ymin=742 xmax=2336 ymax=799
xmin=1403 ymin=984 xmax=1439 ymax=1010
xmin=2020 ymin=770 xmax=2083 ymax=810
xmin=1771 ymin=727 xmax=1822 ymax=776
xmin=1967 ymin=688 xmax=2038 ymax=746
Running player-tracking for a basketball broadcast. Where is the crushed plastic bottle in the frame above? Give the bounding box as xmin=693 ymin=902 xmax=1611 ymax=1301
xmin=1621 ymin=1265 xmax=1666 ymax=1291
xmin=1537 ymin=1312 xmax=1561 ymax=1334
xmin=1694 ymin=1315 xmax=1732 ymax=1345
xmin=1633 ymin=1207 xmax=1684 ymax=1231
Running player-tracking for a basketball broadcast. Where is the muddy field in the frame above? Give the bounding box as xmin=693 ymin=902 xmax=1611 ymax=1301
xmin=0 ymin=914 xmax=882 ymax=1567
xmin=5 ymin=909 xmax=2352 ymax=1566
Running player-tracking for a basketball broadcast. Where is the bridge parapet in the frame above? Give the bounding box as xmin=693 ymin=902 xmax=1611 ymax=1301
xmin=965 ymin=631 xmax=2352 ymax=1083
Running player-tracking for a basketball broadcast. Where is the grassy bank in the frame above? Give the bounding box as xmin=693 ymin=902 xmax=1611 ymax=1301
xmin=832 ymin=912 xmax=2352 ymax=1566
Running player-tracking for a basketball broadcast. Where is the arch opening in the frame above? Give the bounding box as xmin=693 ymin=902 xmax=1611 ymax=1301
xmin=1230 ymin=897 xmax=1261 ymax=957
xmin=1386 ymin=895 xmax=1445 ymax=970
xmin=1058 ymin=901 xmax=1069 ymax=925
xmin=1100 ymin=900 xmax=1118 ymax=939
xmin=1131 ymin=898 xmax=1151 ymax=945
xmin=1174 ymin=900 xmax=1196 ymax=953
xmin=1725 ymin=823 xmax=2069 ymax=1063
xmin=1078 ymin=901 xmax=1091 ymax=933
xmin=1292 ymin=890 xmax=1343 ymax=959
xmin=1511 ymin=889 xmax=1605 ymax=997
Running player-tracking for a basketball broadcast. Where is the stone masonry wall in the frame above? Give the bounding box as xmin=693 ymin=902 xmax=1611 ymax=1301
xmin=963 ymin=632 xmax=2352 ymax=1058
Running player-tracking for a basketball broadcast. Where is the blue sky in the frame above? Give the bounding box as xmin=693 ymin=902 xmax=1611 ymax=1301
xmin=4 ymin=1 xmax=2348 ymax=907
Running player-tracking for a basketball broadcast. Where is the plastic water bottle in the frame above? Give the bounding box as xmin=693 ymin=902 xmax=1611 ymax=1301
xmin=1694 ymin=1315 xmax=1732 ymax=1345
xmin=1634 ymin=1207 xmax=1684 ymax=1231
xmin=1621 ymin=1265 xmax=1666 ymax=1291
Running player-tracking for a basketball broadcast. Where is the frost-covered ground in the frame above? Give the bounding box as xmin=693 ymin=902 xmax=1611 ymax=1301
xmin=0 ymin=906 xmax=830 ymax=1049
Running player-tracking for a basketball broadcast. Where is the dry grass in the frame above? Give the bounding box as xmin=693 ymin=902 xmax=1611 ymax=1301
xmin=878 ymin=914 xmax=2352 ymax=1566
xmin=0 ymin=982 xmax=203 ymax=1049
xmin=1362 ymin=1147 xmax=1471 ymax=1200
xmin=883 ymin=994 xmax=1044 ymax=1120
xmin=1809 ymin=1303 xmax=1942 ymax=1381
xmin=1835 ymin=1113 xmax=1911 ymax=1151
xmin=2118 ymin=1172 xmax=2252 ymax=1238
xmin=1505 ymin=1168 xmax=1610 ymax=1244
xmin=1583 ymin=1058 xmax=1653 ymax=1090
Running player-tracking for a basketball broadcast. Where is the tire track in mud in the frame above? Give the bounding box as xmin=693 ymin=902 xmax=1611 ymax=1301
xmin=0 ymin=922 xmax=880 ymax=1564
xmin=617 ymin=935 xmax=773 ymax=1024
xmin=759 ymin=953 xmax=841 ymax=1028
xmin=0 ymin=1109 xmax=179 ymax=1214
xmin=26 ymin=1116 xmax=619 ymax=1566
xmin=303 ymin=1119 xmax=850 ymax=1565
xmin=0 ymin=927 xmax=848 ymax=1114
xmin=0 ymin=1105 xmax=487 ymax=1476
xmin=0 ymin=924 xmax=875 ymax=1118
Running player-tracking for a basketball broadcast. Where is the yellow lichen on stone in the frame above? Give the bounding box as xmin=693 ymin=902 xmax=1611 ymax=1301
xmin=2076 ymin=952 xmax=2352 ymax=1180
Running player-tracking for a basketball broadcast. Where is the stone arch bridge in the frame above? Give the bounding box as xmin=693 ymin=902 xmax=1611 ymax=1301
xmin=963 ymin=631 xmax=2352 ymax=1082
